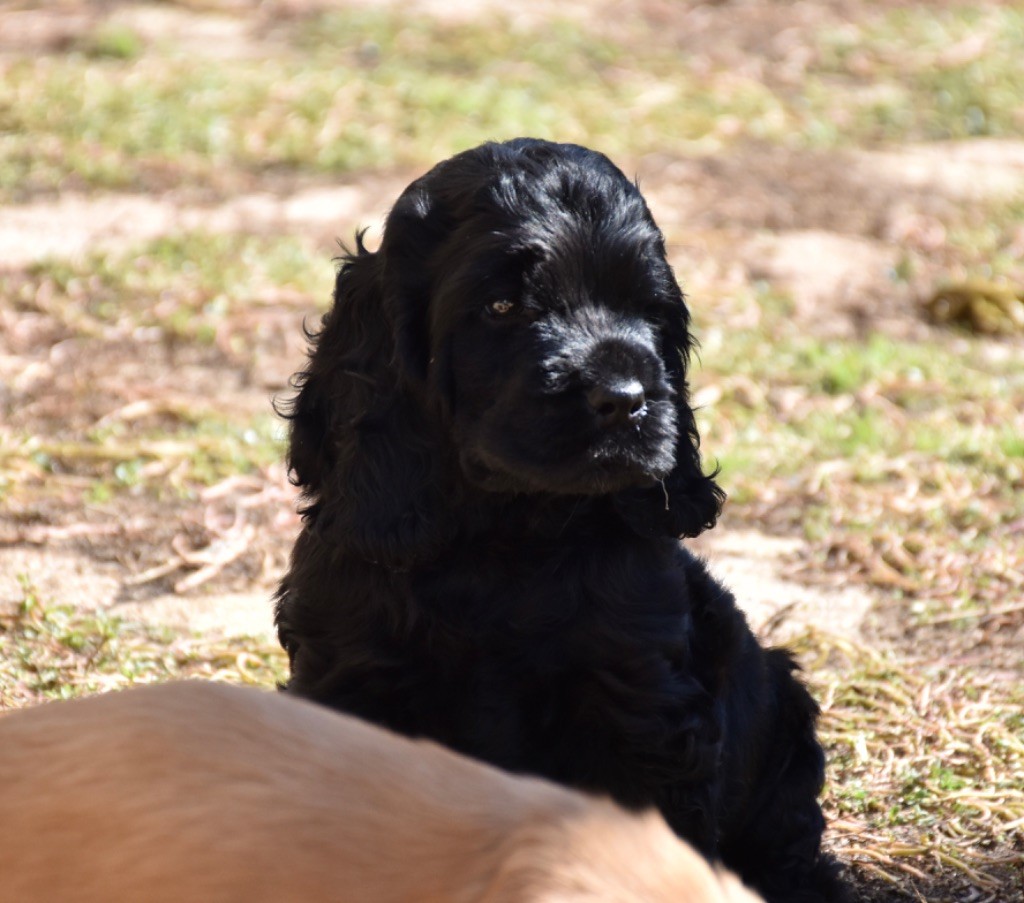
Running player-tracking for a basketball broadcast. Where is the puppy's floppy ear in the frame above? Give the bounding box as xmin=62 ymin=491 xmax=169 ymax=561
xmin=278 ymin=231 xmax=453 ymax=567
xmin=378 ymin=183 xmax=452 ymax=384
xmin=615 ymin=289 xmax=725 ymax=539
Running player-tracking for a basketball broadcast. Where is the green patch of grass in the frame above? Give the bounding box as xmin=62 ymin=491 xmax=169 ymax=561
xmin=1000 ymin=433 xmax=1024 ymax=458
xmin=291 ymin=10 xmax=619 ymax=75
xmin=703 ymin=330 xmax=1024 ymax=471
xmin=4 ymin=411 xmax=285 ymax=509
xmin=7 ymin=6 xmax=1023 ymax=196
xmin=21 ymin=232 xmax=328 ymax=342
xmin=78 ymin=23 xmax=145 ymax=60
xmin=183 ymin=415 xmax=283 ymax=487
xmin=812 ymin=7 xmax=1024 ymax=143
xmin=694 ymin=325 xmax=1024 ymax=612
xmin=0 ymin=10 xmax=798 ymax=196
xmin=942 ymin=199 xmax=1024 ymax=284
xmin=34 ymin=230 xmax=326 ymax=301
xmin=1 ymin=231 xmax=305 ymax=507
xmin=4 ymin=3 xmax=1024 ymax=199
xmin=0 ymin=576 xmax=286 ymax=709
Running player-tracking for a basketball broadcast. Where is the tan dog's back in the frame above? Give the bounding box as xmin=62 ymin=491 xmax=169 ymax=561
xmin=0 ymin=682 xmax=760 ymax=902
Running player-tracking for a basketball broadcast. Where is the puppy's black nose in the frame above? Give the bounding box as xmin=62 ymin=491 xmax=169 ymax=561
xmin=587 ymin=380 xmax=647 ymax=429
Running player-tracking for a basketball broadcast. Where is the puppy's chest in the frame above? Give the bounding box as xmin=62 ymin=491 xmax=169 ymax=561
xmin=402 ymin=541 xmax=725 ymax=781
xmin=411 ymin=538 xmax=705 ymax=684
xmin=419 ymin=532 xmax=680 ymax=617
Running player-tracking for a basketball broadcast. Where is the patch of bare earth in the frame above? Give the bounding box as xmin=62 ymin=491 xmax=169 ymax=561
xmin=0 ymin=0 xmax=271 ymax=60
xmin=0 ymin=174 xmax=407 ymax=269
xmin=2 ymin=2 xmax=1023 ymax=901
xmin=639 ymin=140 xmax=1024 ymax=337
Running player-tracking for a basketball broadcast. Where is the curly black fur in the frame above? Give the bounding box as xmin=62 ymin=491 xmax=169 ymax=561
xmin=275 ymin=139 xmax=846 ymax=903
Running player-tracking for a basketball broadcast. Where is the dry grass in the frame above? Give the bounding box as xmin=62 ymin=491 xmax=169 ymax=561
xmin=791 ymin=630 xmax=1024 ymax=899
xmin=0 ymin=576 xmax=286 ymax=710
xmin=2 ymin=2 xmax=1023 ymax=900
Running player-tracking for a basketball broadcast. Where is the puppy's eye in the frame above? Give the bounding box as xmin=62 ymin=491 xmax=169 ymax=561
xmin=486 ymin=300 xmax=516 ymax=317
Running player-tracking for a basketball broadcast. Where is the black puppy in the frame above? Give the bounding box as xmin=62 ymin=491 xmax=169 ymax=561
xmin=275 ymin=139 xmax=844 ymax=902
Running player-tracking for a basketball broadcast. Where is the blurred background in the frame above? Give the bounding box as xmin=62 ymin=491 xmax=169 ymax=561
xmin=1 ymin=1 xmax=1022 ymax=900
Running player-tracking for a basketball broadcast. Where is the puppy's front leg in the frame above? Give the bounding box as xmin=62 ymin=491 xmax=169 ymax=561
xmin=656 ymin=780 xmax=721 ymax=858
xmin=572 ymin=652 xmax=724 ymax=852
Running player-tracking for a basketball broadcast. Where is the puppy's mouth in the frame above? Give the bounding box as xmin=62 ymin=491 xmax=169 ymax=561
xmin=459 ymin=419 xmax=675 ymax=497
xmin=460 ymin=450 xmax=662 ymax=496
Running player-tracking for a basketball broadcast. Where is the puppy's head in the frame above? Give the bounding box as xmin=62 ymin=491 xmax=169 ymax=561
xmin=283 ymin=140 xmax=723 ymax=564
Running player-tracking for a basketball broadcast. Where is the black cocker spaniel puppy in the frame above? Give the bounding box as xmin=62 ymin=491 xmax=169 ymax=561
xmin=275 ymin=138 xmax=845 ymax=903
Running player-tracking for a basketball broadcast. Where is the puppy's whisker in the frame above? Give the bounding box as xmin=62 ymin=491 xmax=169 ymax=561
xmin=341 ymin=369 xmax=377 ymax=386
xmin=557 ymin=496 xmax=585 ymax=538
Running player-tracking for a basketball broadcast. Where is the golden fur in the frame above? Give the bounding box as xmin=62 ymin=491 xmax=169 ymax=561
xmin=0 ymin=681 xmax=761 ymax=903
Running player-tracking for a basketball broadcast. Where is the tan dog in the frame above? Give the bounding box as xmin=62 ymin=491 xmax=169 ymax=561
xmin=0 ymin=681 xmax=761 ymax=903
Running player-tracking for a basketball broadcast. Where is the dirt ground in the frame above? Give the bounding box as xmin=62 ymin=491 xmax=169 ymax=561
xmin=1 ymin=2 xmax=1022 ymax=901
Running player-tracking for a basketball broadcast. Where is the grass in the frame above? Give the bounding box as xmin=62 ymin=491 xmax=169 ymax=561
xmin=812 ymin=7 xmax=1024 ymax=142
xmin=0 ymin=12 xmax=786 ymax=196
xmin=696 ymin=327 xmax=1024 ymax=622
xmin=0 ymin=232 xmax=306 ymax=503
xmin=14 ymin=232 xmax=329 ymax=338
xmin=701 ymin=329 xmax=1024 ymax=467
xmin=6 ymin=414 xmax=283 ymax=501
xmin=942 ymin=199 xmax=1024 ymax=283
xmin=0 ymin=576 xmax=286 ymax=710
xmin=5 ymin=5 xmax=1024 ymax=198
xmin=797 ymin=629 xmax=1024 ymax=894
xmin=2 ymin=2 xmax=1024 ymax=900
xmin=77 ymin=23 xmax=146 ymax=61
